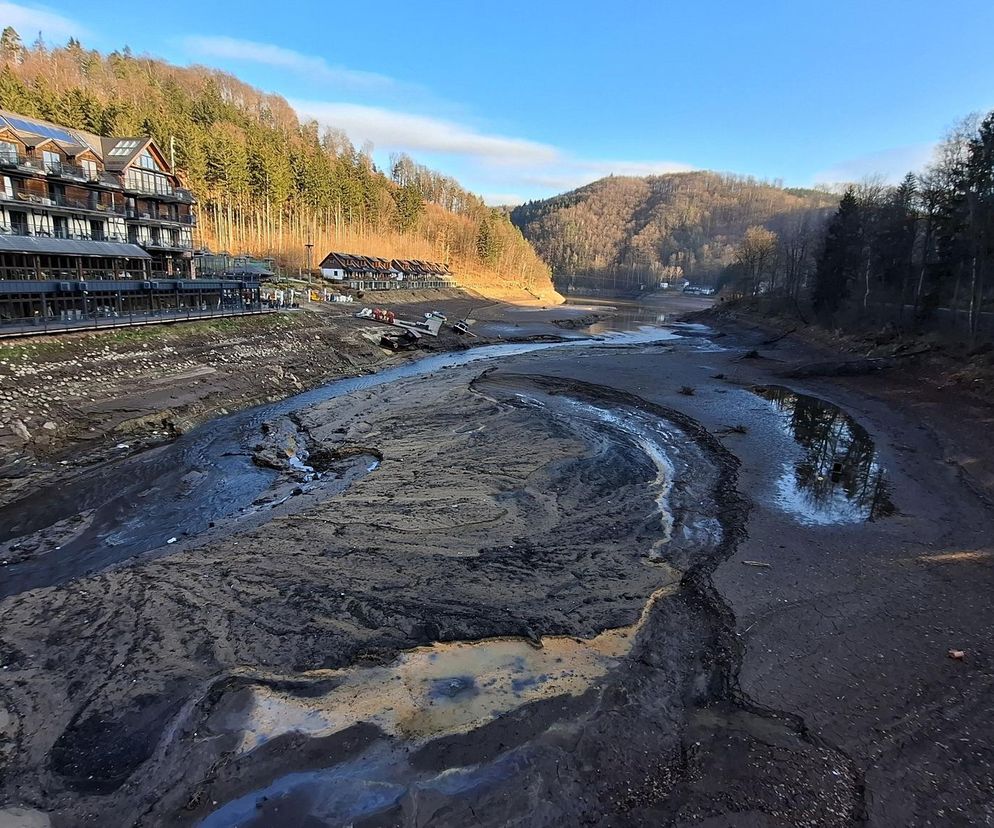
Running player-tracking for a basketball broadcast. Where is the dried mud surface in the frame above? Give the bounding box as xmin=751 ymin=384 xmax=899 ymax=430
xmin=0 ymin=300 xmax=992 ymax=827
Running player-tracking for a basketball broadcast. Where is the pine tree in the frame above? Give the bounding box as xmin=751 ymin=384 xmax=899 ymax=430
xmin=0 ymin=26 xmax=24 ymax=64
xmin=392 ymin=183 xmax=424 ymax=232
xmin=813 ymin=188 xmax=863 ymax=318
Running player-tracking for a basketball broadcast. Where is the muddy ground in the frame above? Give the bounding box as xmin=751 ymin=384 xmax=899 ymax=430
xmin=0 ymin=295 xmax=992 ymax=826
xmin=0 ymin=289 xmax=596 ymax=509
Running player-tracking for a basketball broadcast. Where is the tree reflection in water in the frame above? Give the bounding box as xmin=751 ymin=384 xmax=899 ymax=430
xmin=753 ymin=386 xmax=895 ymax=525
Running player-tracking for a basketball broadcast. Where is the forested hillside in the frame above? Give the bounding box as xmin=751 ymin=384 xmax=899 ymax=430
xmin=510 ymin=172 xmax=835 ymax=292
xmin=0 ymin=29 xmax=557 ymax=300
xmin=736 ymin=111 xmax=994 ymax=340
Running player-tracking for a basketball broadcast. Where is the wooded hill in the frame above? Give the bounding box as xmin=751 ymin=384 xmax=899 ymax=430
xmin=0 ymin=29 xmax=557 ymax=301
xmin=510 ymin=172 xmax=836 ymax=292
xmin=748 ymin=112 xmax=994 ymax=340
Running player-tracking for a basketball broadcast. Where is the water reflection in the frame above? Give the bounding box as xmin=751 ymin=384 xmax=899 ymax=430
xmin=753 ymin=386 xmax=894 ymax=525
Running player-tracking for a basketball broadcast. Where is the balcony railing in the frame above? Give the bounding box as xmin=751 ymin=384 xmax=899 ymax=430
xmin=143 ymin=237 xmax=194 ymax=251
xmin=0 ymin=225 xmax=130 ymax=244
xmin=125 ymin=208 xmax=197 ymax=226
xmin=0 ymin=187 xmax=125 ymax=215
xmin=122 ymin=183 xmax=196 ymax=205
xmin=0 ymin=153 xmax=122 ymax=188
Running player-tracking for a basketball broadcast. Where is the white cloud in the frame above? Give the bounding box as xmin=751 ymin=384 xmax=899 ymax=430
xmin=180 ymin=38 xmax=693 ymax=199
xmin=291 ymin=100 xmax=560 ymax=165
xmin=0 ymin=1 xmax=89 ymax=41
xmin=291 ymin=99 xmax=694 ymax=199
xmin=483 ymin=193 xmax=526 ymax=206
xmin=181 ymin=36 xmax=404 ymax=93
xmin=813 ymin=143 xmax=937 ymax=186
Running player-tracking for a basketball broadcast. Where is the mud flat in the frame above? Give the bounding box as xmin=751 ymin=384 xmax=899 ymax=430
xmin=0 ymin=302 xmax=992 ymax=826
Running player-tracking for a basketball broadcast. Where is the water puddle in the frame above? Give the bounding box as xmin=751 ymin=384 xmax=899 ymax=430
xmin=198 ymin=743 xmax=527 ymax=828
xmin=219 ymin=584 xmax=678 ymax=757
xmin=752 ymin=386 xmax=894 ymax=525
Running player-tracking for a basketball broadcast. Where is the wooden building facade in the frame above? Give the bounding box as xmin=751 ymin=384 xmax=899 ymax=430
xmin=319 ymin=251 xmax=455 ymax=291
xmin=0 ymin=110 xmax=266 ymax=335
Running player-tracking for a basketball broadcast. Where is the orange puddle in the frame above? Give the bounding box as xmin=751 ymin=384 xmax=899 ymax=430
xmin=230 ymin=575 xmax=681 ymax=752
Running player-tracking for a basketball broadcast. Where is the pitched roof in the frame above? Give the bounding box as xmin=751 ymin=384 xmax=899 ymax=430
xmin=392 ymin=258 xmax=451 ymax=276
xmin=319 ymin=252 xmax=396 ymax=274
xmin=0 ymin=110 xmax=174 ymax=174
xmin=0 ymin=236 xmax=152 ymax=258
xmin=0 ymin=110 xmax=88 ymax=150
xmin=100 ymin=137 xmax=155 ymax=171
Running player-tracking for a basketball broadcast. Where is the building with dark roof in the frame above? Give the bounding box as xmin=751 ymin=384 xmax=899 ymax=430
xmin=0 ymin=111 xmax=262 ymax=335
xmin=319 ymin=251 xmax=454 ymax=291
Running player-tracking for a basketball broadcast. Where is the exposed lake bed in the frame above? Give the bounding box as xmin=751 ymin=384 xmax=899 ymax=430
xmin=1 ymin=295 xmax=992 ymax=826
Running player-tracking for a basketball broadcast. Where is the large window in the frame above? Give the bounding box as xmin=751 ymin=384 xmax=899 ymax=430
xmin=9 ymin=210 xmax=28 ymax=234
xmin=137 ymin=151 xmax=161 ymax=171
xmin=0 ymin=140 xmax=18 ymax=164
xmin=124 ymin=167 xmax=173 ymax=196
xmin=80 ymin=159 xmax=98 ymax=180
xmin=2 ymin=176 xmax=13 ymax=198
xmin=43 ymin=150 xmax=61 ymax=173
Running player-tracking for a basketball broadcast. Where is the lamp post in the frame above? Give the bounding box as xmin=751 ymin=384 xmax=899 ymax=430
xmin=304 ymin=238 xmax=314 ymax=302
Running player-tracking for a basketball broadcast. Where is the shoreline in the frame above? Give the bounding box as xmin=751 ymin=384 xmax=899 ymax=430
xmin=0 ymin=290 xmax=603 ymax=510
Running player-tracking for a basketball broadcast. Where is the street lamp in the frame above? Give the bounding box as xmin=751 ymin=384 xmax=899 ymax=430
xmin=304 ymin=238 xmax=315 ymax=302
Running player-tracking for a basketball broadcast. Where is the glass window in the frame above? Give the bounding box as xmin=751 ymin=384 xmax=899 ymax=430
xmin=0 ymin=140 xmax=17 ymax=163
xmin=43 ymin=150 xmax=61 ymax=172
xmin=2 ymin=175 xmax=12 ymax=198
xmin=137 ymin=151 xmax=160 ymax=171
xmin=108 ymin=139 xmax=140 ymax=157
xmin=81 ymin=159 xmax=98 ymax=180
xmin=125 ymin=167 xmax=173 ymax=196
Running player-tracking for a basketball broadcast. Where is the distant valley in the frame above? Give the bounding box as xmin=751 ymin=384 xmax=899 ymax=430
xmin=510 ymin=171 xmax=836 ymax=293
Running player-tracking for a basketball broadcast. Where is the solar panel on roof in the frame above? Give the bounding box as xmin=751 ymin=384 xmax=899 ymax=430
xmin=1 ymin=114 xmax=81 ymax=145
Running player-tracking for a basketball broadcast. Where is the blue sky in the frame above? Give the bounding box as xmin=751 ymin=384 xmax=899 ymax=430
xmin=4 ymin=0 xmax=994 ymax=204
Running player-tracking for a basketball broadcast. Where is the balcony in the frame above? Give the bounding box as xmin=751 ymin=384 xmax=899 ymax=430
xmin=143 ymin=237 xmax=194 ymax=251
xmin=0 ymin=187 xmax=125 ymax=215
xmin=122 ymin=184 xmax=197 ymax=206
xmin=0 ymin=225 xmax=129 ymax=243
xmin=0 ymin=153 xmax=123 ymax=189
xmin=125 ymin=208 xmax=197 ymax=226
xmin=0 ymin=151 xmax=45 ymax=174
xmin=46 ymin=161 xmax=122 ymax=188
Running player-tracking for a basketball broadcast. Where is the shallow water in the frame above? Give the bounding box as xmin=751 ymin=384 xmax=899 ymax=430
xmin=226 ymin=583 xmax=678 ymax=755
xmin=752 ymin=385 xmax=894 ymax=525
xmin=198 ymin=583 xmax=679 ymax=828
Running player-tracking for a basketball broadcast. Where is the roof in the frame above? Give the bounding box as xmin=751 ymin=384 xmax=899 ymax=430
xmin=392 ymin=258 xmax=452 ymax=276
xmin=319 ymin=251 xmax=396 ymax=274
xmin=0 ymin=110 xmax=172 ymax=173
xmin=0 ymin=111 xmax=87 ymax=150
xmin=319 ymin=252 xmax=453 ymax=277
xmin=0 ymin=236 xmax=152 ymax=258
xmin=100 ymin=136 xmax=154 ymax=171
